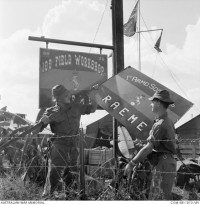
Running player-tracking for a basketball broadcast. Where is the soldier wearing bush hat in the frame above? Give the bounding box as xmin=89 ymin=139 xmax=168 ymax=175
xmin=38 ymin=84 xmax=97 ymax=199
xmin=52 ymin=85 xmax=71 ymax=99
xmin=124 ymin=89 xmax=177 ymax=200
xmin=148 ymin=90 xmax=174 ymax=104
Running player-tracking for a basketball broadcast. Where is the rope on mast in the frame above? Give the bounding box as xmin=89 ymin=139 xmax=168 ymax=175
xmin=89 ymin=0 xmax=109 ymax=53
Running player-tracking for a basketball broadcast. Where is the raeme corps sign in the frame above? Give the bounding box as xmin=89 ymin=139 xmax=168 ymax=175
xmin=91 ymin=66 xmax=193 ymax=140
xmin=39 ymin=48 xmax=107 ymax=108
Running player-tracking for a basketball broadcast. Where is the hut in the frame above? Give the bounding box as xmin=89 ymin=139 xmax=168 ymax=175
xmin=176 ymin=115 xmax=200 ymax=159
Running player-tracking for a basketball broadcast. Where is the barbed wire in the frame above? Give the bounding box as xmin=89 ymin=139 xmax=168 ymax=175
xmin=2 ymin=163 xmax=200 ymax=176
xmin=0 ymin=133 xmax=80 ymax=140
xmin=4 ymin=164 xmax=78 ymax=169
xmin=1 ymin=131 xmax=200 ymax=143
xmin=1 ymin=128 xmax=200 ymax=179
xmin=83 ymin=133 xmax=200 ymax=143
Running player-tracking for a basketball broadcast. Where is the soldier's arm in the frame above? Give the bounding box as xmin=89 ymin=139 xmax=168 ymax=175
xmin=32 ymin=109 xmax=50 ymax=134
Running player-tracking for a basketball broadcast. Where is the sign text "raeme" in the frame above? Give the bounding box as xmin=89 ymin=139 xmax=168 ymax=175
xmin=102 ymin=95 xmax=148 ymax=132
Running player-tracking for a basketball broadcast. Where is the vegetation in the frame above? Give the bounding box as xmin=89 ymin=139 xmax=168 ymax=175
xmin=0 ymin=173 xmax=42 ymax=200
xmin=0 ymin=111 xmax=200 ymax=201
xmin=0 ymin=171 xmax=200 ymax=200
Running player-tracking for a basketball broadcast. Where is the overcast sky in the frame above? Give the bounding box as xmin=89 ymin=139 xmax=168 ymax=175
xmin=0 ymin=0 xmax=200 ymax=128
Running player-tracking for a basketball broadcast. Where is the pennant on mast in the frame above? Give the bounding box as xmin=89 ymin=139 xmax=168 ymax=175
xmin=154 ymin=30 xmax=163 ymax=52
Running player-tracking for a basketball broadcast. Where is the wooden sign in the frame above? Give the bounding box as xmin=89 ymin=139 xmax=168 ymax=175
xmin=91 ymin=66 xmax=193 ymax=140
xmin=39 ymin=48 xmax=107 ymax=108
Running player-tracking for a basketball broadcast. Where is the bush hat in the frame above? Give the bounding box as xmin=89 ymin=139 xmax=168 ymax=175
xmin=52 ymin=85 xmax=71 ymax=98
xmin=149 ymin=90 xmax=174 ymax=104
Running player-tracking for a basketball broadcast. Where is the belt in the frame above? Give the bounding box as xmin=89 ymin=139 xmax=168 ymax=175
xmin=51 ymin=135 xmax=76 ymax=146
xmin=159 ymin=152 xmax=176 ymax=159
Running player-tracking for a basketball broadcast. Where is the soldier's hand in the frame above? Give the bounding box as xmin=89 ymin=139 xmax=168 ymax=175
xmin=40 ymin=115 xmax=50 ymax=125
xmin=123 ymin=161 xmax=136 ymax=178
xmin=32 ymin=126 xmax=41 ymax=135
xmin=91 ymin=84 xmax=99 ymax=90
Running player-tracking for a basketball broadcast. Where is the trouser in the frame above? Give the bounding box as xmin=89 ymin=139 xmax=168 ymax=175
xmin=148 ymin=153 xmax=177 ymax=200
xmin=43 ymin=137 xmax=79 ymax=196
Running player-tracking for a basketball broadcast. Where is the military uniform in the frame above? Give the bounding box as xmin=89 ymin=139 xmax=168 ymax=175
xmin=41 ymin=102 xmax=96 ymax=196
xmin=124 ymin=90 xmax=177 ymax=200
xmin=147 ymin=112 xmax=177 ymax=200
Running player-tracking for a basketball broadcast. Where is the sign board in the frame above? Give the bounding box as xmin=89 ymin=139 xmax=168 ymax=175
xmin=91 ymin=66 xmax=193 ymax=140
xmin=39 ymin=48 xmax=107 ymax=108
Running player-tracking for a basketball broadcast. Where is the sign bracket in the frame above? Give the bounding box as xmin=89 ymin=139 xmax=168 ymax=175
xmin=28 ymin=36 xmax=114 ymax=52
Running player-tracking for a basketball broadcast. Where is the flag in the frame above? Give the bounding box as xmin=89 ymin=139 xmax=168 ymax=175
xmin=124 ymin=1 xmax=139 ymax=37
xmin=154 ymin=30 xmax=163 ymax=52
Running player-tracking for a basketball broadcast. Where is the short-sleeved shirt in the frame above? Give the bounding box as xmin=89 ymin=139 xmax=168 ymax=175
xmin=41 ymin=102 xmax=96 ymax=136
xmin=147 ymin=112 xmax=176 ymax=154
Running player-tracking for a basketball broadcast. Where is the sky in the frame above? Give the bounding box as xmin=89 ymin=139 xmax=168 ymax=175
xmin=0 ymin=0 xmax=200 ymax=129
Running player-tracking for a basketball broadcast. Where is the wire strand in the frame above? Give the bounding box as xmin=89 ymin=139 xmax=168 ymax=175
xmin=139 ymin=8 xmax=200 ymax=113
xmin=89 ymin=0 xmax=109 ymax=53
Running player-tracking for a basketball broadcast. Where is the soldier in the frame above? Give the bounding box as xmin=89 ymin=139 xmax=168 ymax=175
xmin=38 ymin=84 xmax=97 ymax=198
xmin=124 ymin=90 xmax=177 ymax=200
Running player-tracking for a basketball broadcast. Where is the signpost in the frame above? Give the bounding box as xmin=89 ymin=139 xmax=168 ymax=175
xmin=39 ymin=48 xmax=107 ymax=108
xmin=91 ymin=66 xmax=193 ymax=140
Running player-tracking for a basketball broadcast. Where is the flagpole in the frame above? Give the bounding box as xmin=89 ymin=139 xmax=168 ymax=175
xmin=112 ymin=0 xmax=124 ymax=196
xmin=138 ymin=0 xmax=141 ymax=72
xmin=123 ymin=1 xmax=163 ymax=68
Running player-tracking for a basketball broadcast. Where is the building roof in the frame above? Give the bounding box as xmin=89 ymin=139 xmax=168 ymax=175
xmin=176 ymin=114 xmax=200 ymax=135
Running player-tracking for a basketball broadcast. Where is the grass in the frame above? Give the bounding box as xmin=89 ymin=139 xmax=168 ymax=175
xmin=0 ymin=171 xmax=43 ymax=200
xmin=0 ymin=171 xmax=200 ymax=201
xmin=1 ymin=153 xmax=200 ymax=200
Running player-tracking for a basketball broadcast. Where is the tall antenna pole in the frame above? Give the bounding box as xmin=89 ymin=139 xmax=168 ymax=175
xmin=138 ymin=0 xmax=141 ymax=72
xmin=112 ymin=0 xmax=124 ymax=195
xmin=112 ymin=0 xmax=124 ymax=156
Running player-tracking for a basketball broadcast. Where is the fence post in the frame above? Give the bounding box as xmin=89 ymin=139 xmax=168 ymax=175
xmin=79 ymin=128 xmax=86 ymax=199
xmin=192 ymin=143 xmax=195 ymax=159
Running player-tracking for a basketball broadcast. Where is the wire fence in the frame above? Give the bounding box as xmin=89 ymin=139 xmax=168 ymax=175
xmin=1 ymin=129 xmax=200 ymax=142
xmin=0 ymin=130 xmax=200 ymax=201
xmin=1 ymin=163 xmax=200 ymax=176
xmin=1 ymin=128 xmax=200 ymax=178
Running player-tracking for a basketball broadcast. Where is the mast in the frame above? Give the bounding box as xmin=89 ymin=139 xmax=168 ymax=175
xmin=136 ymin=0 xmax=163 ymax=72
xmin=138 ymin=0 xmax=141 ymax=72
xmin=112 ymin=0 xmax=124 ymax=193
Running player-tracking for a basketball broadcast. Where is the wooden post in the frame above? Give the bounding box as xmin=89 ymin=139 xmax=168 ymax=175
xmin=79 ymin=128 xmax=86 ymax=199
xmin=111 ymin=0 xmax=124 ymax=195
